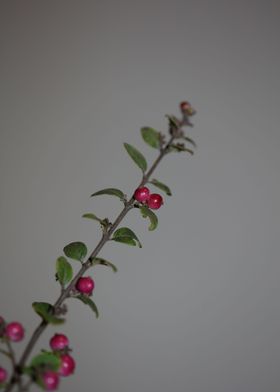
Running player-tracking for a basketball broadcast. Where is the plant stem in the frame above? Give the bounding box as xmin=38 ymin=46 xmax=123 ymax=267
xmin=5 ymin=135 xmax=175 ymax=392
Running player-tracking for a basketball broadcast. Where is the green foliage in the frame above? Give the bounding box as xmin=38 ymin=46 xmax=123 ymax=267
xmin=56 ymin=256 xmax=73 ymax=286
xmin=141 ymin=127 xmax=160 ymax=149
xmin=149 ymin=178 xmax=172 ymax=196
xmin=112 ymin=227 xmax=142 ymax=248
xmin=63 ymin=241 xmax=87 ymax=262
xmin=75 ymin=295 xmax=99 ymax=318
xmin=140 ymin=206 xmax=158 ymax=231
xmin=32 ymin=302 xmax=65 ymax=325
xmin=92 ymin=257 xmax=118 ymax=272
xmin=82 ymin=213 xmax=102 ymax=222
xmin=123 ymin=143 xmax=147 ymax=173
xmin=91 ymin=188 xmax=125 ymax=201
xmin=30 ymin=351 xmax=61 ymax=371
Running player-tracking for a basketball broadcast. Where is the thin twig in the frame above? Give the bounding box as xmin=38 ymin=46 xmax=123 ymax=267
xmin=4 ymin=135 xmax=175 ymax=392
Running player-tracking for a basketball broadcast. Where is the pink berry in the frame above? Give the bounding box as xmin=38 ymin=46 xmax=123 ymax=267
xmin=76 ymin=276 xmax=94 ymax=295
xmin=133 ymin=187 xmax=150 ymax=203
xmin=5 ymin=322 xmax=24 ymax=342
xmin=147 ymin=193 xmax=163 ymax=210
xmin=59 ymin=354 xmax=76 ymax=377
xmin=42 ymin=371 xmax=60 ymax=391
xmin=50 ymin=334 xmax=69 ymax=351
xmin=0 ymin=367 xmax=7 ymax=383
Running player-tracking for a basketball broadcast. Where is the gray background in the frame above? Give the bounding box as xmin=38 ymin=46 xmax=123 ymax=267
xmin=0 ymin=1 xmax=279 ymax=391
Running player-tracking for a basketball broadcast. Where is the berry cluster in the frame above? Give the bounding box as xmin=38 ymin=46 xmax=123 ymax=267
xmin=42 ymin=333 xmax=76 ymax=390
xmin=133 ymin=187 xmax=163 ymax=210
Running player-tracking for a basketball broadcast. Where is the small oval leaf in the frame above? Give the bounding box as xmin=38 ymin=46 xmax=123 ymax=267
xmin=82 ymin=213 xmax=102 ymax=222
xmin=32 ymin=302 xmax=65 ymax=325
xmin=92 ymin=257 xmax=118 ymax=272
xmin=56 ymin=256 xmax=73 ymax=286
xmin=91 ymin=188 xmax=125 ymax=201
xmin=140 ymin=206 xmax=158 ymax=231
xmin=75 ymin=295 xmax=99 ymax=318
xmin=149 ymin=179 xmax=172 ymax=196
xmin=63 ymin=241 xmax=87 ymax=262
xmin=30 ymin=352 xmax=61 ymax=371
xmin=141 ymin=127 xmax=160 ymax=149
xmin=123 ymin=143 xmax=147 ymax=173
xmin=113 ymin=227 xmax=142 ymax=248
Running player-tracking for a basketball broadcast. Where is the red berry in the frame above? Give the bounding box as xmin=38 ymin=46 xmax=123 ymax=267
xmin=133 ymin=187 xmax=150 ymax=203
xmin=180 ymin=101 xmax=194 ymax=115
xmin=50 ymin=334 xmax=69 ymax=351
xmin=0 ymin=367 xmax=7 ymax=383
xmin=5 ymin=322 xmax=24 ymax=342
xmin=147 ymin=193 xmax=163 ymax=210
xmin=42 ymin=371 xmax=60 ymax=391
xmin=76 ymin=276 xmax=94 ymax=295
xmin=59 ymin=354 xmax=76 ymax=377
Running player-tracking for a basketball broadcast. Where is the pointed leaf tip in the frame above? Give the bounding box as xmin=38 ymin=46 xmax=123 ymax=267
xmin=123 ymin=143 xmax=147 ymax=173
xmin=149 ymin=179 xmax=172 ymax=196
xmin=75 ymin=295 xmax=99 ymax=318
xmin=91 ymin=188 xmax=125 ymax=201
xmin=140 ymin=206 xmax=158 ymax=231
xmin=113 ymin=227 xmax=142 ymax=248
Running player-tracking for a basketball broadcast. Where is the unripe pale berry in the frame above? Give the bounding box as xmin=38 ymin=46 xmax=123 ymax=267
xmin=42 ymin=371 xmax=60 ymax=391
xmin=0 ymin=367 xmax=7 ymax=383
xmin=59 ymin=354 xmax=76 ymax=377
xmin=147 ymin=193 xmax=163 ymax=210
xmin=50 ymin=334 xmax=69 ymax=351
xmin=5 ymin=322 xmax=24 ymax=342
xmin=76 ymin=276 xmax=94 ymax=295
xmin=133 ymin=187 xmax=150 ymax=203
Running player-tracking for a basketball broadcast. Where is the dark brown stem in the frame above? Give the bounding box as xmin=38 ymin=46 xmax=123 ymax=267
xmin=5 ymin=135 xmax=175 ymax=392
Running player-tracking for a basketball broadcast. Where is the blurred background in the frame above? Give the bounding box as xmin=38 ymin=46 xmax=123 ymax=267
xmin=0 ymin=1 xmax=279 ymax=391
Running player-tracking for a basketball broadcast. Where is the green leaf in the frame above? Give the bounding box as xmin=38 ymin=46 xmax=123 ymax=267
xmin=140 ymin=206 xmax=158 ymax=231
xmin=63 ymin=241 xmax=87 ymax=262
xmin=56 ymin=256 xmax=73 ymax=286
xmin=141 ymin=127 xmax=160 ymax=149
xmin=92 ymin=257 xmax=118 ymax=272
xmin=149 ymin=178 xmax=172 ymax=196
xmin=113 ymin=237 xmax=137 ymax=246
xmin=30 ymin=352 xmax=61 ymax=371
xmin=82 ymin=213 xmax=102 ymax=222
xmin=32 ymin=302 xmax=65 ymax=325
xmin=91 ymin=188 xmax=125 ymax=201
xmin=113 ymin=227 xmax=142 ymax=248
xmin=75 ymin=295 xmax=99 ymax=318
xmin=123 ymin=143 xmax=147 ymax=173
